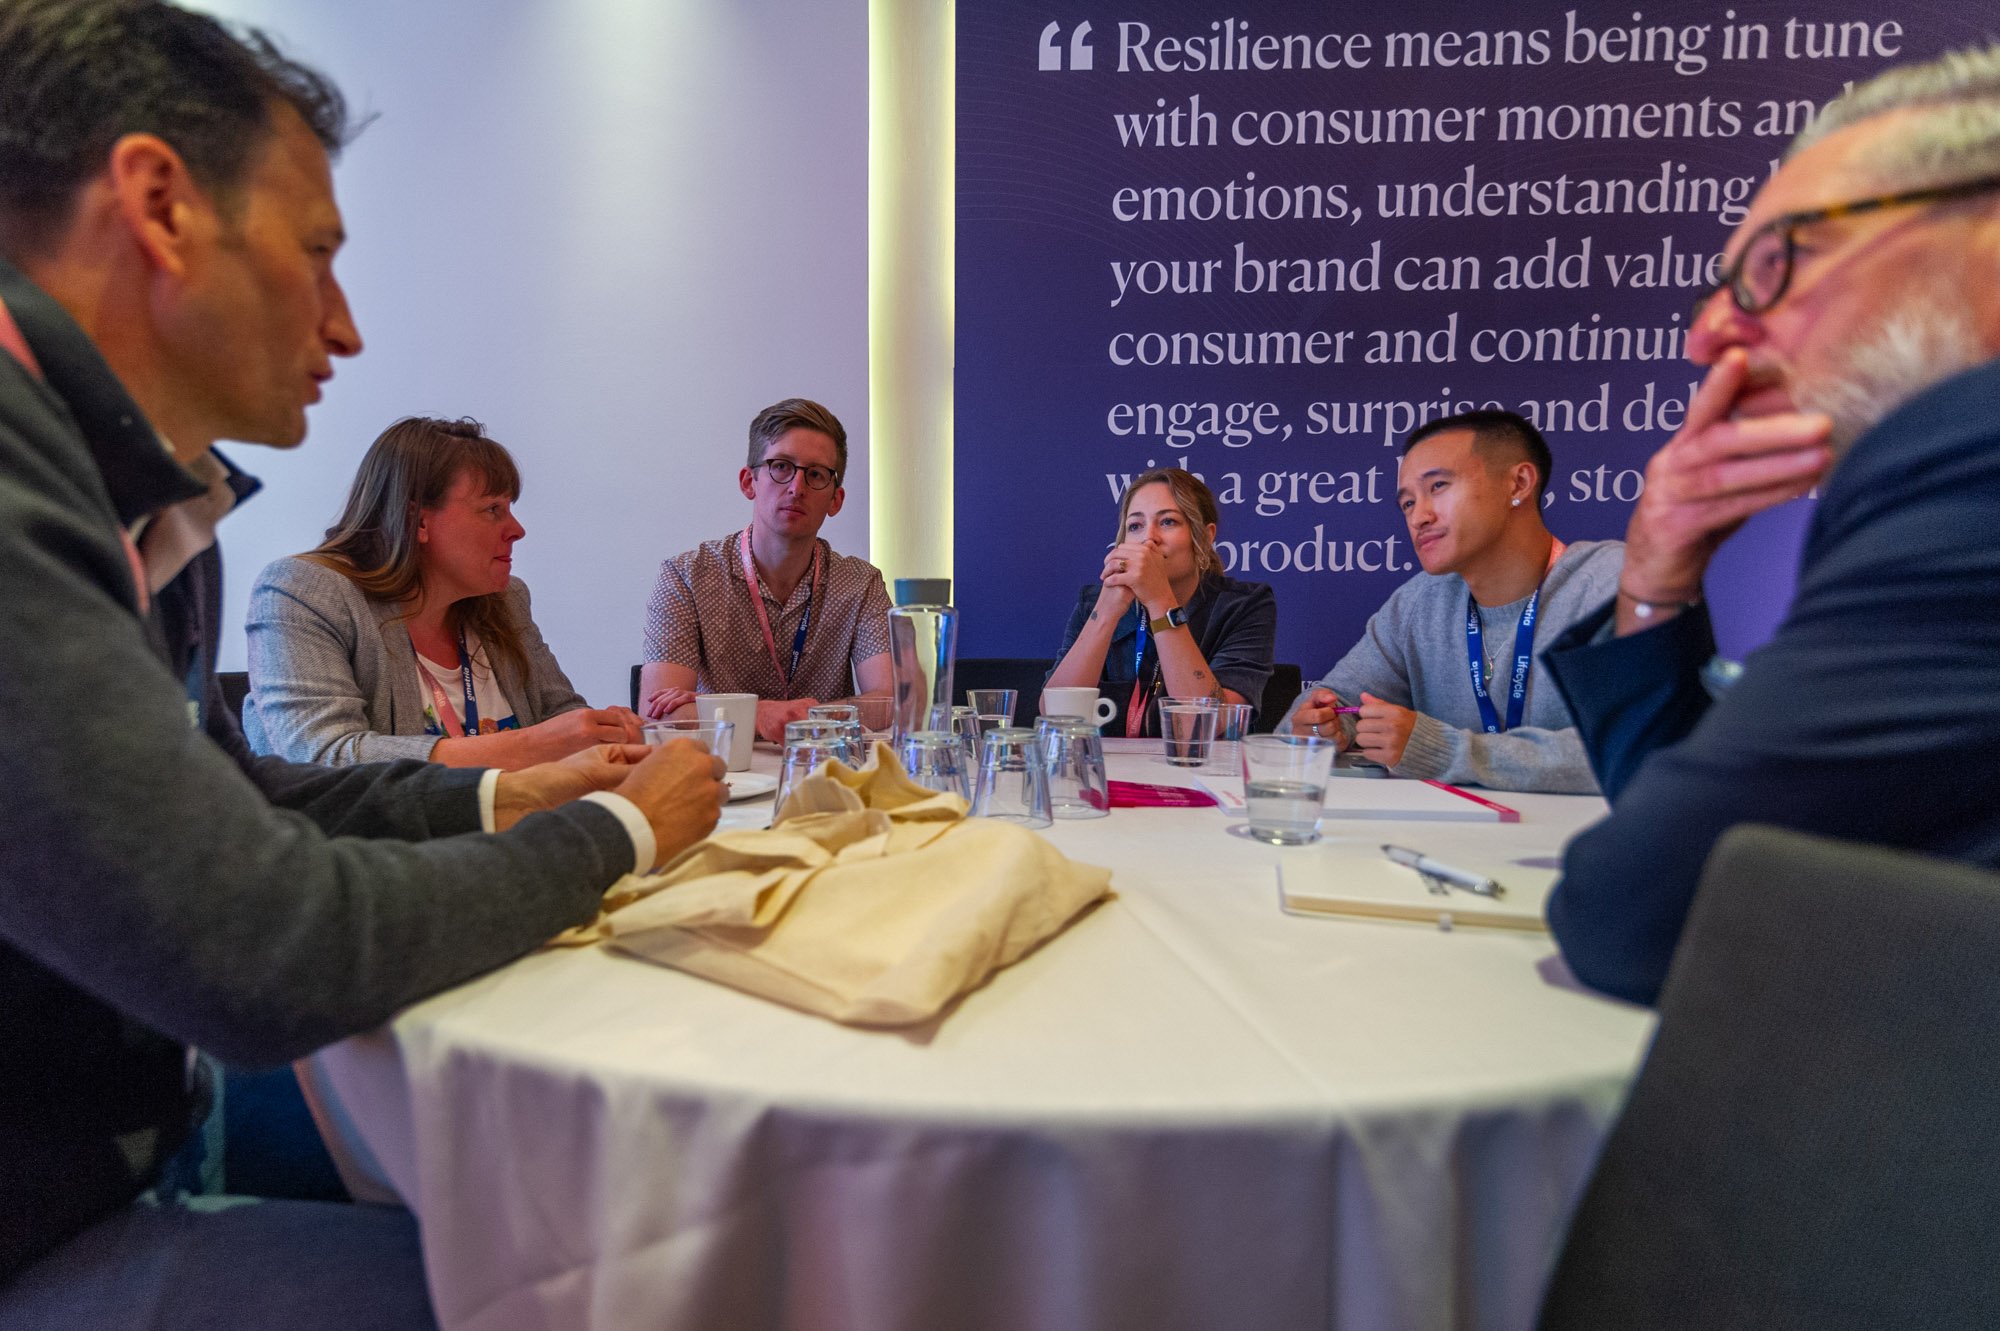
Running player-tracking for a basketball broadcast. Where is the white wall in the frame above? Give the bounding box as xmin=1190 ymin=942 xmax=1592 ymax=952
xmin=197 ymin=0 xmax=868 ymax=708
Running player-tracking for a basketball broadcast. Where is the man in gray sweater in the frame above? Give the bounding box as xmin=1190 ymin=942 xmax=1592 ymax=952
xmin=1286 ymin=412 xmax=1621 ymax=794
xmin=0 ymin=3 xmax=722 ymax=1324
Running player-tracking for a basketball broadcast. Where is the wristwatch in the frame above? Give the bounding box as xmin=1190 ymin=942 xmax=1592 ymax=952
xmin=1148 ymin=604 xmax=1189 ymax=633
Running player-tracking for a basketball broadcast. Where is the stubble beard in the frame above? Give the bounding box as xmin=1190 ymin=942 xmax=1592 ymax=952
xmin=1790 ymin=298 xmax=1988 ymax=456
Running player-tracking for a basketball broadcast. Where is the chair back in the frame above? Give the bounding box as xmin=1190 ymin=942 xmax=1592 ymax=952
xmin=1255 ymin=664 xmax=1302 ymax=732
xmin=1540 ymin=825 xmax=2000 ymax=1330
xmin=955 ymin=658 xmax=1056 ymax=716
xmin=217 ymin=671 xmax=250 ymax=725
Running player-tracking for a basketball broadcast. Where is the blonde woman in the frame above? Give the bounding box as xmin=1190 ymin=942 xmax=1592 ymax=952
xmin=1047 ymin=467 xmax=1276 ymax=736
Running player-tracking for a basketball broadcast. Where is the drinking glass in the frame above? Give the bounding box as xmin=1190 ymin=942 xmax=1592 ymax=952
xmin=1041 ymin=718 xmax=1109 ymax=819
xmin=898 ymin=730 xmax=972 ymax=799
xmin=1160 ymin=698 xmax=1220 ymax=767
xmin=970 ymin=726 xmax=1052 ymax=827
xmin=1240 ymin=735 xmax=1338 ymax=845
xmin=966 ymin=688 xmax=1018 ymax=735
xmin=642 ymin=718 xmax=734 ymax=758
xmin=929 ymin=704 xmax=981 ymax=764
xmin=807 ymin=704 xmax=865 ymax=758
xmin=851 ymin=695 xmax=896 ymax=736
xmin=772 ymin=721 xmax=858 ymax=822
xmin=1209 ymin=702 xmax=1256 ymax=772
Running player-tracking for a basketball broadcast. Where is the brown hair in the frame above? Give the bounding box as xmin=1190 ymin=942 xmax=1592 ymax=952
xmin=747 ymin=398 xmax=848 ymax=478
xmin=1116 ymin=467 xmax=1222 ymax=576
xmin=304 ymin=416 xmax=529 ymax=683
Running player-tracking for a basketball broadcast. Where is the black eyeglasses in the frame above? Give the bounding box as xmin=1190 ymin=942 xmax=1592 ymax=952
xmin=1698 ymin=172 xmax=2000 ymax=318
xmin=753 ymin=457 xmax=840 ymax=491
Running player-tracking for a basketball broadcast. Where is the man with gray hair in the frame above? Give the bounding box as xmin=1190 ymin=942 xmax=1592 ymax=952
xmin=1541 ymin=43 xmax=2000 ymax=1005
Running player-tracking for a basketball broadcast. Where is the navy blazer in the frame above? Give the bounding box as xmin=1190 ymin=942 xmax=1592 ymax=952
xmin=1541 ymin=356 xmax=2000 ymax=1006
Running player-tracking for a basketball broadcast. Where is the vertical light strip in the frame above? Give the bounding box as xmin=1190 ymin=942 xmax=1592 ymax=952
xmin=868 ymin=0 xmax=954 ymax=586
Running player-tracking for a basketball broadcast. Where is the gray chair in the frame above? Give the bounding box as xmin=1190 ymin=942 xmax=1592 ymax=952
xmin=1539 ymin=825 xmax=2000 ymax=1331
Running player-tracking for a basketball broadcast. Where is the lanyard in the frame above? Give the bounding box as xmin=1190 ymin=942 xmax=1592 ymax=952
xmin=1465 ymin=540 xmax=1565 ymax=735
xmin=740 ymin=527 xmax=821 ymax=699
xmin=418 ymin=627 xmax=479 ymax=738
xmin=1124 ymin=615 xmax=1151 ymax=738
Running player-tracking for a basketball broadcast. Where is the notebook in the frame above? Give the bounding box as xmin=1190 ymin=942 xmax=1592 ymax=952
xmin=1276 ymin=856 xmax=1553 ymax=932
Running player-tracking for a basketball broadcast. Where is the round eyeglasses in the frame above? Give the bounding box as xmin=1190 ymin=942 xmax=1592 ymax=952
xmin=753 ymin=457 xmax=839 ymax=491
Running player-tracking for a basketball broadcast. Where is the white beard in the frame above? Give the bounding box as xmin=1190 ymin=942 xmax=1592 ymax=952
xmin=1791 ymin=302 xmax=1987 ymax=453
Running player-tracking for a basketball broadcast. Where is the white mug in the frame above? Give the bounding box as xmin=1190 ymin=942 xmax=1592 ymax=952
xmin=1041 ymin=686 xmax=1116 ymax=725
xmin=696 ymin=693 xmax=758 ymax=770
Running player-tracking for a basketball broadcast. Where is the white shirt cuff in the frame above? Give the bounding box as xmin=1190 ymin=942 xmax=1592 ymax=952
xmin=477 ymin=768 xmax=501 ymax=833
xmin=580 ymin=791 xmax=655 ymax=876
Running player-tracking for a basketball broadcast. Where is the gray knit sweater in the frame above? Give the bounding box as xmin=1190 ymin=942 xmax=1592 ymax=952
xmin=1284 ymin=539 xmax=1623 ymax=794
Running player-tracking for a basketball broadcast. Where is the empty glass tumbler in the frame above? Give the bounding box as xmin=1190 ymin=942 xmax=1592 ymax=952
xmin=898 ymin=730 xmax=973 ymax=799
xmin=1041 ymin=718 xmax=1109 ymax=819
xmin=970 ymin=726 xmax=1052 ymax=828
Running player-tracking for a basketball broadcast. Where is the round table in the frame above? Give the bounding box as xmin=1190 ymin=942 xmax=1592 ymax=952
xmin=303 ymin=742 xmax=1652 ymax=1331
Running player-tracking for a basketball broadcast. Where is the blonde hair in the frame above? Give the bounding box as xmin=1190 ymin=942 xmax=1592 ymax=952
xmin=1116 ymin=467 xmax=1221 ymax=576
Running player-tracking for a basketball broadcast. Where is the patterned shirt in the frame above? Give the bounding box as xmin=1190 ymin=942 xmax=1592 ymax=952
xmin=643 ymin=530 xmax=894 ymax=701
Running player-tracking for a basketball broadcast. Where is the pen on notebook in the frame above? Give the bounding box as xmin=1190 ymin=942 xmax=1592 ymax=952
xmin=1381 ymin=845 xmax=1505 ymax=898
xmin=1330 ymin=706 xmax=1362 ymax=715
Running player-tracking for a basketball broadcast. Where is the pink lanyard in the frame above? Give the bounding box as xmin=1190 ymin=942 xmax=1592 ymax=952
xmin=739 ymin=527 xmax=822 ymax=698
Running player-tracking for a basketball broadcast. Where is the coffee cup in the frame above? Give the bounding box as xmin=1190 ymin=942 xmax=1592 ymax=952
xmin=1040 ymin=686 xmax=1116 ymax=725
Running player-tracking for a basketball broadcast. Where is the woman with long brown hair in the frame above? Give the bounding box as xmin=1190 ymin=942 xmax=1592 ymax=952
xmin=243 ymin=417 xmax=642 ymax=768
xmin=1046 ymin=467 xmax=1277 ymax=736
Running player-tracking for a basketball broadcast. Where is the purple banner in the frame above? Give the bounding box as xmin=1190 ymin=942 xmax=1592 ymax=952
xmin=956 ymin=1 xmax=1989 ymax=668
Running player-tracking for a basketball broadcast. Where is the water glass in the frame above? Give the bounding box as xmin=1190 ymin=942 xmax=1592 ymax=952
xmin=929 ymin=704 xmax=981 ymax=764
xmin=1041 ymin=718 xmax=1109 ymax=819
xmin=1240 ymin=735 xmax=1338 ymax=845
xmin=970 ymin=726 xmax=1052 ymax=827
xmin=1209 ymin=702 xmax=1256 ymax=771
xmin=966 ymin=688 xmax=1018 ymax=733
xmin=642 ymin=718 xmax=734 ymax=758
xmin=807 ymin=704 xmax=865 ymax=756
xmin=772 ymin=721 xmax=859 ymax=821
xmin=1160 ymin=698 xmax=1220 ymax=767
xmin=850 ymin=695 xmax=896 ymax=735
xmin=899 ymin=730 xmax=972 ymax=799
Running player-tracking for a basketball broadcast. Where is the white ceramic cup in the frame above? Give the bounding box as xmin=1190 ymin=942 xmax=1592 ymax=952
xmin=696 ymin=693 xmax=758 ymax=771
xmin=1041 ymin=686 xmax=1116 ymax=725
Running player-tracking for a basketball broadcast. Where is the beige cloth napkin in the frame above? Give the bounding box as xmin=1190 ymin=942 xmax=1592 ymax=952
xmin=569 ymin=744 xmax=1112 ymax=1027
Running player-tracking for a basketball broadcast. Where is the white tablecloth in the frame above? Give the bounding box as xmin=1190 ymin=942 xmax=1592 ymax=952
xmin=304 ymin=745 xmax=1652 ymax=1331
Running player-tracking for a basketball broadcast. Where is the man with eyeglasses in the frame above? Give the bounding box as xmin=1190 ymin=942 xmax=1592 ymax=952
xmin=640 ymin=398 xmax=894 ymax=741
xmin=1537 ymin=44 xmax=2000 ymax=1006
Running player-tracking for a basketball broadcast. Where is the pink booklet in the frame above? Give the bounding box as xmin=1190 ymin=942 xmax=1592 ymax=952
xmin=1106 ymin=780 xmax=1219 ymax=809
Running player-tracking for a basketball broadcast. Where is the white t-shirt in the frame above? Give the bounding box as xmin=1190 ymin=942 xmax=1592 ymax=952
xmin=415 ymin=630 xmax=519 ymax=737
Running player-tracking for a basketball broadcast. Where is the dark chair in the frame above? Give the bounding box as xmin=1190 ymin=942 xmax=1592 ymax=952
xmin=217 ymin=670 xmax=250 ymax=725
xmin=1255 ymin=663 xmax=1302 ymax=733
xmin=954 ymin=658 xmax=1056 ymax=715
xmin=630 ymin=664 xmax=643 ymax=712
xmin=1539 ymin=826 xmax=2000 ymax=1331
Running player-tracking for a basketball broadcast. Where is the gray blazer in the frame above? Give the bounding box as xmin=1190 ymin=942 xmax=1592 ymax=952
xmin=244 ymin=555 xmax=588 ymax=765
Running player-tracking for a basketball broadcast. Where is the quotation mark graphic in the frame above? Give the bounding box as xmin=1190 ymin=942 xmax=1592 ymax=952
xmin=1038 ymin=20 xmax=1094 ymax=71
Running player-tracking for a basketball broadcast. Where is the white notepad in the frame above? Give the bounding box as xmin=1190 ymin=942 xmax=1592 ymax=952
xmin=1319 ymin=778 xmax=1519 ymax=823
xmin=1277 ymin=857 xmax=1553 ymax=932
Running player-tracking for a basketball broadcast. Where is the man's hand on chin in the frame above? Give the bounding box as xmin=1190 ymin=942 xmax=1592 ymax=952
xmin=1616 ymin=348 xmax=1833 ymax=635
xmin=493 ymin=743 xmax=654 ymax=831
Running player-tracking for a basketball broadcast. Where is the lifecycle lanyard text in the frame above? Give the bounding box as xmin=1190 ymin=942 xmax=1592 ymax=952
xmin=740 ymin=527 xmax=822 ymax=699
xmin=418 ymin=627 xmax=480 ymax=738
xmin=1464 ymin=540 xmax=1565 ymax=735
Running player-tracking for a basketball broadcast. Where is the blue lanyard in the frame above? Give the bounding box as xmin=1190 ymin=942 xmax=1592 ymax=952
xmin=1465 ymin=590 xmax=1540 ymax=734
xmin=454 ymin=626 xmax=480 ymax=734
xmin=788 ymin=583 xmax=815 ymax=686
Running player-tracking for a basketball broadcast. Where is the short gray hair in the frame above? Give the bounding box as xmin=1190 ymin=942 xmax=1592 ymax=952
xmin=1791 ymin=43 xmax=2000 ymax=188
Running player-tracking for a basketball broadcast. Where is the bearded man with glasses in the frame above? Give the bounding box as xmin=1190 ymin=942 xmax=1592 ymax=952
xmin=1537 ymin=44 xmax=2000 ymax=1006
xmin=640 ymin=398 xmax=894 ymax=741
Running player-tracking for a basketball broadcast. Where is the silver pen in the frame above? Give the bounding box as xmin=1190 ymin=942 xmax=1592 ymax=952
xmin=1381 ymin=845 xmax=1505 ymax=899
